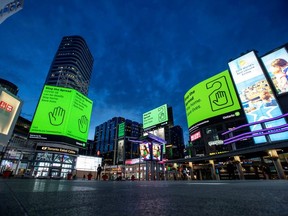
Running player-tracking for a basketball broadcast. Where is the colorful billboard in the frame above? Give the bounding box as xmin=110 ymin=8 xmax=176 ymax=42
xmin=228 ymin=51 xmax=288 ymax=144
xmin=143 ymin=104 xmax=168 ymax=129
xmin=29 ymin=85 xmax=93 ymax=147
xmin=184 ymin=70 xmax=241 ymax=130
xmin=152 ymin=142 xmax=162 ymax=161
xmin=139 ymin=142 xmax=151 ymax=160
xmin=261 ymin=47 xmax=288 ymax=95
xmin=0 ymin=88 xmax=22 ymax=146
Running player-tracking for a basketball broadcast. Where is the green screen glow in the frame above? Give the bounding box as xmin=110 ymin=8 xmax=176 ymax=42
xmin=184 ymin=70 xmax=241 ymax=129
xmin=118 ymin=122 xmax=125 ymax=138
xmin=30 ymin=85 xmax=93 ymax=143
xmin=143 ymin=104 xmax=168 ymax=129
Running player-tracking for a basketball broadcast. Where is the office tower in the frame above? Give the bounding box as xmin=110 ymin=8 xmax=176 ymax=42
xmin=45 ymin=35 xmax=94 ymax=96
xmin=93 ymin=117 xmax=142 ymax=165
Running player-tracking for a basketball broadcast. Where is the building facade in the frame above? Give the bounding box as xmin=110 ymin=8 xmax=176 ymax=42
xmin=29 ymin=36 xmax=94 ymax=179
xmin=93 ymin=117 xmax=142 ymax=166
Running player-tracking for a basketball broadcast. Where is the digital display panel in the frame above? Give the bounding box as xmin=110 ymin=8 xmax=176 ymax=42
xmin=143 ymin=104 xmax=168 ymax=129
xmin=261 ymin=47 xmax=288 ymax=95
xmin=190 ymin=131 xmax=201 ymax=142
xmin=228 ymin=51 xmax=288 ymax=144
xmin=117 ymin=140 xmax=124 ymax=162
xmin=29 ymin=85 xmax=93 ymax=146
xmin=152 ymin=142 xmax=161 ymax=161
xmin=139 ymin=142 xmax=151 ymax=160
xmin=0 ymin=89 xmax=22 ymax=146
xmin=118 ymin=122 xmax=125 ymax=138
xmin=184 ymin=70 xmax=241 ymax=129
xmin=75 ymin=155 xmax=102 ymax=171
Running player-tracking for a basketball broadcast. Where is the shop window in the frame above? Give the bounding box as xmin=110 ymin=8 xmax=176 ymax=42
xmin=36 ymin=153 xmax=53 ymax=161
xmin=54 ymin=154 xmax=63 ymax=162
xmin=63 ymin=155 xmax=73 ymax=164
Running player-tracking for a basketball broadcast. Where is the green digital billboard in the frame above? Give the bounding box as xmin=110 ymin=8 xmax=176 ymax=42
xmin=29 ymin=85 xmax=93 ymax=146
xmin=184 ymin=70 xmax=241 ymax=129
xmin=118 ymin=122 xmax=125 ymax=138
xmin=143 ymin=104 xmax=168 ymax=129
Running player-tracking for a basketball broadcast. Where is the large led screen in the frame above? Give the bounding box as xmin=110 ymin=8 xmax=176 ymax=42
xmin=184 ymin=70 xmax=241 ymax=129
xmin=29 ymin=85 xmax=93 ymax=146
xmin=143 ymin=104 xmax=168 ymax=129
xmin=0 ymin=89 xmax=22 ymax=146
xmin=75 ymin=155 xmax=102 ymax=171
xmin=118 ymin=122 xmax=125 ymax=138
xmin=261 ymin=47 xmax=288 ymax=95
xmin=228 ymin=51 xmax=288 ymax=144
xmin=140 ymin=142 xmax=151 ymax=160
xmin=152 ymin=142 xmax=162 ymax=161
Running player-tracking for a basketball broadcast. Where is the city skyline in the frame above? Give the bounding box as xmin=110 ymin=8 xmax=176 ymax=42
xmin=1 ymin=0 xmax=288 ymax=143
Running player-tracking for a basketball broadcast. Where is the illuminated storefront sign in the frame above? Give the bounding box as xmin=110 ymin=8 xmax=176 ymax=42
xmin=228 ymin=51 xmax=288 ymax=144
xmin=36 ymin=145 xmax=77 ymax=155
xmin=190 ymin=131 xmax=201 ymax=142
xmin=0 ymin=88 xmax=22 ymax=146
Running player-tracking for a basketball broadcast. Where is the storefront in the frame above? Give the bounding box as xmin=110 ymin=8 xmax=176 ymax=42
xmin=32 ymin=143 xmax=78 ymax=179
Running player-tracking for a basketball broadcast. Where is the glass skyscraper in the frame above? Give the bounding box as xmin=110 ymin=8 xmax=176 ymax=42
xmin=45 ymin=35 xmax=94 ymax=96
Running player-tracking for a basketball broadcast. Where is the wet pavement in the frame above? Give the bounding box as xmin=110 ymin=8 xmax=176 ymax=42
xmin=0 ymin=178 xmax=287 ymax=216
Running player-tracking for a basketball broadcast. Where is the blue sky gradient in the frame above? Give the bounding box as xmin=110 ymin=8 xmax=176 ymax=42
xmin=1 ymin=0 xmax=288 ymax=142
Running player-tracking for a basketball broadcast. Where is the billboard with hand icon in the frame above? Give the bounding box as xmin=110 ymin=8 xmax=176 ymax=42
xmin=184 ymin=70 xmax=242 ymax=131
xmin=29 ymin=85 xmax=93 ymax=147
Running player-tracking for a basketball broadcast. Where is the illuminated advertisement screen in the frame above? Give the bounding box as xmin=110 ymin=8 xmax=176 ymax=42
xmin=143 ymin=104 xmax=168 ymax=129
xmin=143 ymin=128 xmax=166 ymax=154
xmin=0 ymin=89 xmax=22 ymax=146
xmin=184 ymin=70 xmax=241 ymax=129
xmin=190 ymin=131 xmax=201 ymax=142
xmin=118 ymin=122 xmax=125 ymax=138
xmin=139 ymin=142 xmax=151 ymax=160
xmin=117 ymin=140 xmax=124 ymax=162
xmin=29 ymin=85 xmax=93 ymax=146
xmin=261 ymin=47 xmax=288 ymax=95
xmin=75 ymin=155 xmax=102 ymax=172
xmin=152 ymin=142 xmax=162 ymax=161
xmin=228 ymin=51 xmax=288 ymax=144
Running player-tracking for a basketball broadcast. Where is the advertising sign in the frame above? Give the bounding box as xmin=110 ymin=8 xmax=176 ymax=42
xmin=0 ymin=0 xmax=24 ymax=24
xmin=152 ymin=142 xmax=162 ymax=161
xmin=261 ymin=47 xmax=288 ymax=95
xmin=29 ymin=85 xmax=93 ymax=146
xmin=190 ymin=131 xmax=201 ymax=142
xmin=143 ymin=104 xmax=168 ymax=129
xmin=118 ymin=122 xmax=125 ymax=138
xmin=117 ymin=140 xmax=124 ymax=162
xmin=75 ymin=155 xmax=102 ymax=172
xmin=0 ymin=88 xmax=22 ymax=146
xmin=228 ymin=51 xmax=288 ymax=144
xmin=139 ymin=142 xmax=151 ymax=160
xmin=184 ymin=70 xmax=241 ymax=129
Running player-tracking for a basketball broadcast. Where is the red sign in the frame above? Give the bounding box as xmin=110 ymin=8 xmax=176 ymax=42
xmin=0 ymin=101 xmax=13 ymax=112
xmin=190 ymin=131 xmax=201 ymax=141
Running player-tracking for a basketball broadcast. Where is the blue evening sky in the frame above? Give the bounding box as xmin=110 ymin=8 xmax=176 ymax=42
xmin=1 ymin=0 xmax=288 ymax=143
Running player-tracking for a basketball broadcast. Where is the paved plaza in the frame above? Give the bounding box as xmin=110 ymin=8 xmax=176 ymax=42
xmin=0 ymin=178 xmax=287 ymax=216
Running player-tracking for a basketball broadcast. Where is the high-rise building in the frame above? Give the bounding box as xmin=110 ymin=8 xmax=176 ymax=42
xmin=28 ymin=36 xmax=94 ymax=179
xmin=45 ymin=35 xmax=94 ymax=96
xmin=93 ymin=117 xmax=142 ymax=165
